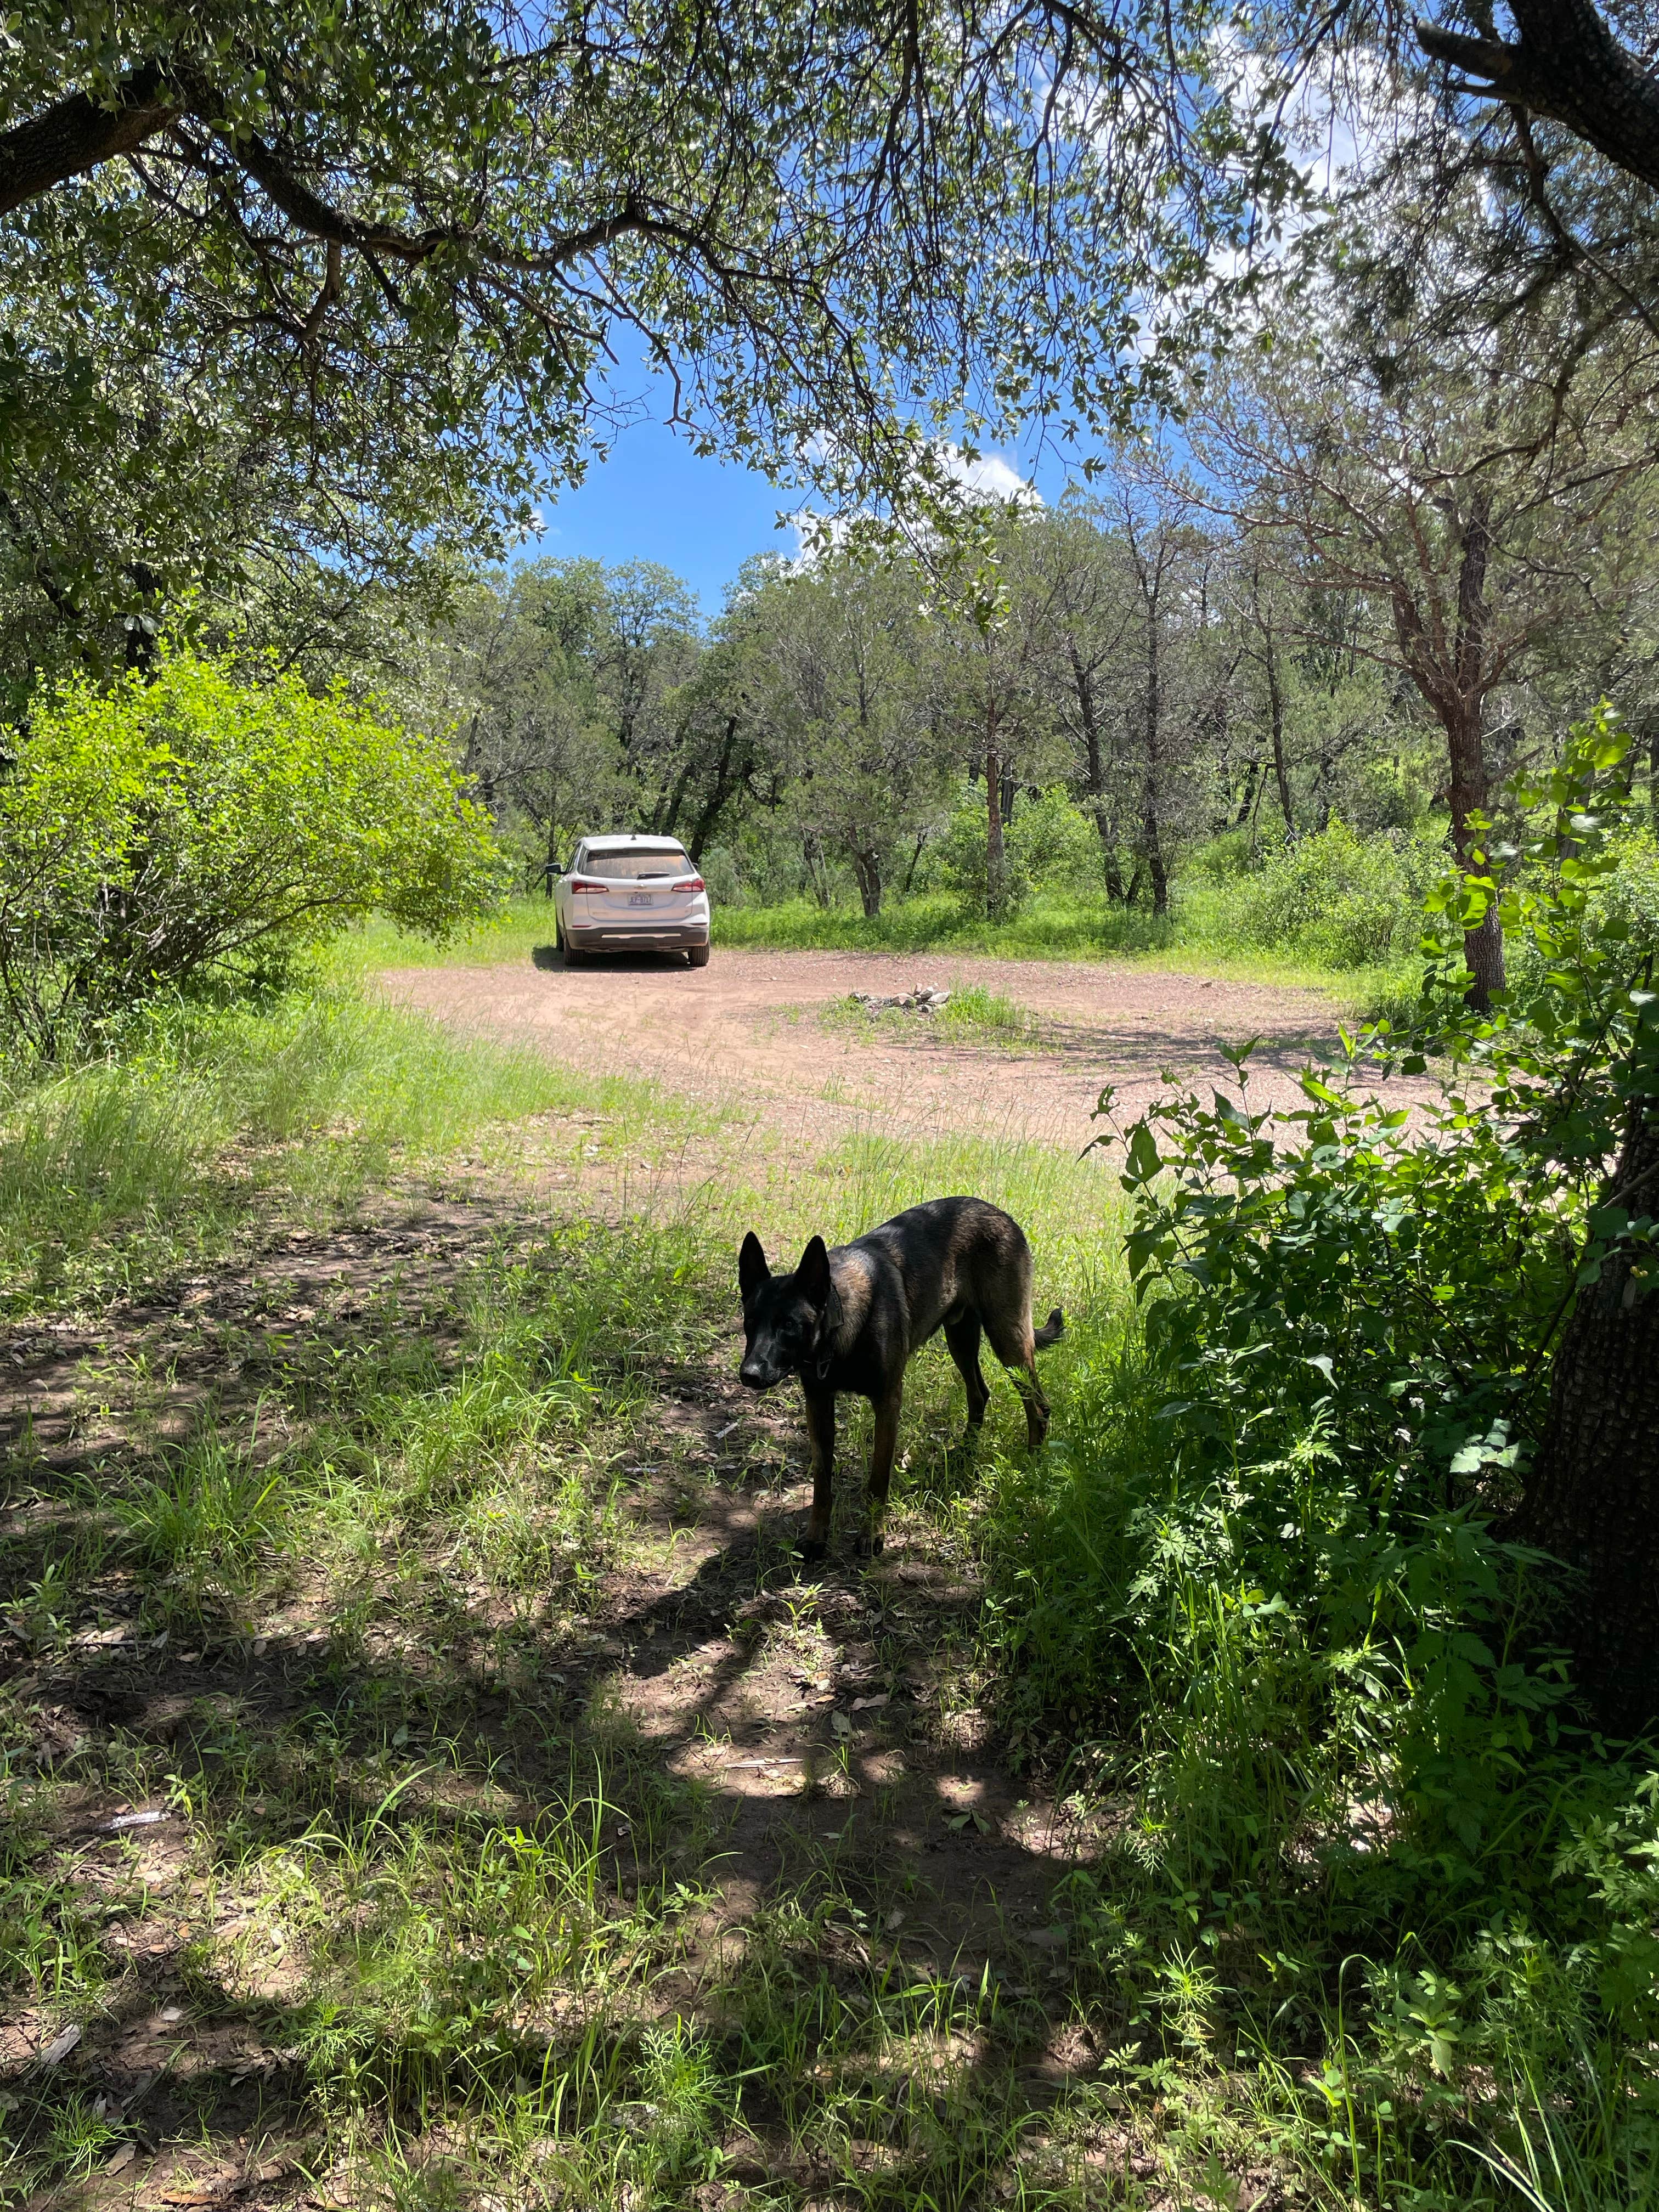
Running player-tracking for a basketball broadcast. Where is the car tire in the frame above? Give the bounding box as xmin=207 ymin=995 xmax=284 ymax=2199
xmin=687 ymin=942 xmax=711 ymax=968
xmin=557 ymin=921 xmax=584 ymax=968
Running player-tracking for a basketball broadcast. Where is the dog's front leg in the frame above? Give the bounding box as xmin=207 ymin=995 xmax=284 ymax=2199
xmin=801 ymin=1384 xmax=836 ymax=1561
xmin=859 ymin=1384 xmax=904 ymax=1559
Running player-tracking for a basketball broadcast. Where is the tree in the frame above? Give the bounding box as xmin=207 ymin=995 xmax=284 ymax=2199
xmin=726 ymin=551 xmax=944 ymax=916
xmin=1 ymin=1 xmax=1262 ymax=688
xmin=430 ymin=562 xmax=623 ymax=887
xmin=1412 ymin=0 xmax=1659 ymax=195
xmin=1193 ymin=216 xmax=1659 ymax=1002
xmin=0 ymin=649 xmax=506 ymax=1056
xmin=1026 ymin=498 xmax=1143 ymax=899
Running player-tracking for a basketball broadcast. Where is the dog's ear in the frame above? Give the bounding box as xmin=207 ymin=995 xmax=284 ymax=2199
xmin=796 ymin=1235 xmax=832 ymax=1307
xmin=797 ymin=1235 xmax=842 ymax=1377
xmin=738 ymin=1231 xmax=770 ymax=1303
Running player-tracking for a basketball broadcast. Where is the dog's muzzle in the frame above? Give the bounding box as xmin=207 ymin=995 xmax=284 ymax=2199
xmin=739 ymin=1357 xmax=782 ymax=1390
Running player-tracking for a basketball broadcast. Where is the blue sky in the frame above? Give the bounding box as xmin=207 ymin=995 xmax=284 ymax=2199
xmin=518 ymin=382 xmax=1077 ymax=617
xmin=520 ymin=413 xmax=799 ymax=613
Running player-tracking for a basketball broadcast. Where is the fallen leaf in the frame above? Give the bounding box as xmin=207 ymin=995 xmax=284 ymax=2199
xmin=38 ymin=2023 xmax=81 ymax=2066
xmin=830 ymin=1711 xmax=853 ymax=1739
xmin=851 ymin=1693 xmax=889 ymax=1711
xmin=105 ymin=2142 xmax=138 ymax=2175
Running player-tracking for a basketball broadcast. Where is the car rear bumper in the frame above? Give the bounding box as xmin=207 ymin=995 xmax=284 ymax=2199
xmin=569 ymin=922 xmax=709 ymax=949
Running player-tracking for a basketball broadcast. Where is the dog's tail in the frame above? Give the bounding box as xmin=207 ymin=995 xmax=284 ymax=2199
xmin=1034 ymin=1306 xmax=1065 ymax=1350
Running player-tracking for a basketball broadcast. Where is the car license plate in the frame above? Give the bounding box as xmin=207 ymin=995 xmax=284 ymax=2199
xmin=628 ymin=891 xmax=653 ymax=908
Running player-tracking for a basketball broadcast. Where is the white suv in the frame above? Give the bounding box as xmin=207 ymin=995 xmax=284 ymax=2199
xmin=551 ymin=834 xmax=712 ymax=967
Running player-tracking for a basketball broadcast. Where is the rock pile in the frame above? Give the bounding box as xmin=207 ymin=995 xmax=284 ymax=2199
xmin=845 ymin=986 xmax=952 ymax=1014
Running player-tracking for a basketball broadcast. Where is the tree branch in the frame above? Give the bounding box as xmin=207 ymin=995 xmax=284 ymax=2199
xmin=1416 ymin=0 xmax=1659 ymax=194
xmin=0 ymin=62 xmax=177 ymax=215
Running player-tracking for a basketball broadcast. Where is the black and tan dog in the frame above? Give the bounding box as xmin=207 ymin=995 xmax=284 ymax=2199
xmin=737 ymin=1195 xmax=1064 ymax=1559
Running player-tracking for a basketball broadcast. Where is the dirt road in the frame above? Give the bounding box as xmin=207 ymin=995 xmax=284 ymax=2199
xmin=383 ymin=945 xmax=1382 ymax=1150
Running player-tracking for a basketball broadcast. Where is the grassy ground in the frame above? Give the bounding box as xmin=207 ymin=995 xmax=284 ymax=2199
xmin=3 ymin=985 xmax=1647 ymax=2210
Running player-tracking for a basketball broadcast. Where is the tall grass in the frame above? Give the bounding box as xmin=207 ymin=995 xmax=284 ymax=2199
xmin=0 ymin=992 xmax=663 ymax=1306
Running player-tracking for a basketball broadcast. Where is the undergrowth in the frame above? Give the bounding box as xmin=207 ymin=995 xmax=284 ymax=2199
xmin=0 ymin=992 xmax=665 ymax=1310
xmin=7 ymin=730 xmax=1658 ymax=2212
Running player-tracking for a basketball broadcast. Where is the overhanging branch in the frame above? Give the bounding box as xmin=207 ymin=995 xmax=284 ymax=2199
xmin=1416 ymin=0 xmax=1659 ymax=194
xmin=0 ymin=62 xmax=177 ymax=215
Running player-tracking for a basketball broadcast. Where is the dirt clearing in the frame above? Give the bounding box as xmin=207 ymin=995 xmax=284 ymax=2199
xmin=382 ymin=945 xmax=1393 ymax=1150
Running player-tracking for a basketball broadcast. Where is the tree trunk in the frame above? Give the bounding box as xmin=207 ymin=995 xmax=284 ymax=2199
xmin=1395 ymin=490 xmax=1505 ymax=1010
xmin=1519 ymin=1093 xmax=1659 ymax=1733
xmin=1141 ymin=620 xmax=1169 ymax=917
xmin=1140 ymin=807 xmax=1169 ymax=917
xmin=1265 ymin=636 xmax=1293 ymax=832
xmin=851 ymin=847 xmax=883 ymax=917
xmin=803 ymin=831 xmax=833 ymax=908
xmin=1233 ymin=756 xmax=1260 ymax=830
xmin=1444 ymin=692 xmax=1506 ymax=1007
xmin=985 ymin=687 xmax=1008 ymax=918
xmin=684 ymin=715 xmax=746 ymax=862
xmin=1071 ymin=644 xmax=1122 ymax=899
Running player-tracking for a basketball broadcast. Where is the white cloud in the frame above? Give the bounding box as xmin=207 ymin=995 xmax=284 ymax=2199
xmin=786 ymin=439 xmax=1038 ymax=562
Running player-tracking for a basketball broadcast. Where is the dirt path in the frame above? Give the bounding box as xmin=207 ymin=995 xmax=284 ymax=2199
xmin=382 ymin=946 xmax=1391 ymax=1152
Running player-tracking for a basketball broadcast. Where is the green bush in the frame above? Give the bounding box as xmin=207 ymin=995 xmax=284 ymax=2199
xmin=978 ymin=710 xmax=1659 ymax=2200
xmin=927 ymin=786 xmax=1033 ymax=915
xmin=0 ymin=649 xmax=507 ymax=1057
xmin=1005 ymin=786 xmax=1102 ymax=895
xmin=1237 ymin=817 xmax=1441 ymax=969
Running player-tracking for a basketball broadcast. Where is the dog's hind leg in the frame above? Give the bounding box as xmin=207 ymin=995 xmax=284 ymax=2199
xmin=801 ymin=1385 xmax=836 ymax=1562
xmin=984 ymin=1313 xmax=1051 ymax=1453
xmin=859 ymin=1381 xmax=904 ymax=1558
xmin=944 ymin=1312 xmax=990 ymax=1433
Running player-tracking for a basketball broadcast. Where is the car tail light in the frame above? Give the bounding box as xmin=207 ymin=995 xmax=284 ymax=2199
xmin=676 ymin=876 xmax=705 ymax=893
xmin=568 ymin=876 xmax=609 ymax=893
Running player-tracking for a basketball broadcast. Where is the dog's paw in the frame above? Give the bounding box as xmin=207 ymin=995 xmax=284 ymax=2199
xmin=853 ymin=1530 xmax=885 ymax=1561
xmin=797 ymin=1537 xmax=828 ymax=1567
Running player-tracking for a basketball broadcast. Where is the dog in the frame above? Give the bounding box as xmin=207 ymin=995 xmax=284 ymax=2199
xmin=737 ymin=1195 xmax=1064 ymax=1560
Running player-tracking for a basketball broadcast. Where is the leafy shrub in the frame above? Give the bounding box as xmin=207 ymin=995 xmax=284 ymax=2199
xmin=927 ymin=783 xmax=1104 ymax=915
xmin=1597 ymin=826 xmax=1659 ymax=958
xmin=0 ymin=650 xmax=507 ymax=1057
xmin=927 ymin=785 xmax=1034 ymax=915
xmin=979 ymin=708 xmax=1659 ymax=2196
xmin=1005 ymin=786 xmax=1102 ymax=895
xmin=1236 ymin=817 xmax=1440 ymax=968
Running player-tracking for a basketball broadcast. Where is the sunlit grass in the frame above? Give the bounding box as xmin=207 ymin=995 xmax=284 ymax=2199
xmin=0 ymin=990 xmax=679 ymax=1309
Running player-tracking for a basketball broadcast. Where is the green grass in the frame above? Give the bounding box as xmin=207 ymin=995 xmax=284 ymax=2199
xmin=0 ymin=991 xmax=676 ymax=1310
xmin=3 ymin=975 xmax=1646 ymax=2210
xmin=825 ymin=983 xmax=1043 ymax=1050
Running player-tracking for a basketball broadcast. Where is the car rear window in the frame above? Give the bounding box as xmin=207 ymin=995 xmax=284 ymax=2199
xmin=580 ymin=850 xmax=692 ymax=880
